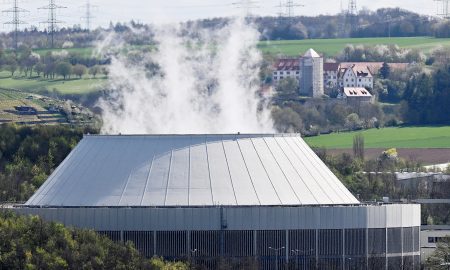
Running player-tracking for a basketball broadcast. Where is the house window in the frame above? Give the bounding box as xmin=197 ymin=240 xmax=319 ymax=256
xmin=359 ymin=78 xmax=361 ymax=82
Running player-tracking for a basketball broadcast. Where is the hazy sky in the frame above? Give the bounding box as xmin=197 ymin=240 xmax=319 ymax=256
xmin=0 ymin=0 xmax=440 ymax=30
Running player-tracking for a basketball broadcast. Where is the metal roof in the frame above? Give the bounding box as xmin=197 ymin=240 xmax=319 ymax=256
xmin=26 ymin=134 xmax=359 ymax=207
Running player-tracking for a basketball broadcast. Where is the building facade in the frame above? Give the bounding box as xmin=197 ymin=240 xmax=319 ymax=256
xmin=273 ymin=58 xmax=300 ymax=82
xmin=338 ymin=64 xmax=374 ymax=89
xmin=339 ymin=87 xmax=374 ymax=105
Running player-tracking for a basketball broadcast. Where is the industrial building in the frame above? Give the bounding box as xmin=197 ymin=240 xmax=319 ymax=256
xmin=15 ymin=134 xmax=420 ymax=269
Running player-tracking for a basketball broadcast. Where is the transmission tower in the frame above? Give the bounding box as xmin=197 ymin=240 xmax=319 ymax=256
xmin=346 ymin=0 xmax=358 ymax=34
xmin=2 ymin=0 xmax=28 ymax=50
xmin=232 ymin=0 xmax=260 ymax=17
xmin=435 ymin=0 xmax=450 ymax=19
xmin=81 ymin=0 xmax=97 ymax=31
xmin=284 ymin=0 xmax=304 ymax=18
xmin=39 ymin=0 xmax=67 ymax=48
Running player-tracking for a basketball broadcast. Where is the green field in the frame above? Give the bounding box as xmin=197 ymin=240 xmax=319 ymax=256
xmin=0 ymin=72 xmax=107 ymax=95
xmin=304 ymin=126 xmax=450 ymax=149
xmin=30 ymin=37 xmax=450 ymax=59
xmin=258 ymin=37 xmax=450 ymax=56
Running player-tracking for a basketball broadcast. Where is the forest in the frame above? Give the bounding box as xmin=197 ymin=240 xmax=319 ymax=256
xmin=0 ymin=211 xmax=188 ymax=270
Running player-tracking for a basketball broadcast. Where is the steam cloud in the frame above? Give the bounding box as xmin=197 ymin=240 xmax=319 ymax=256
xmin=98 ymin=17 xmax=274 ymax=134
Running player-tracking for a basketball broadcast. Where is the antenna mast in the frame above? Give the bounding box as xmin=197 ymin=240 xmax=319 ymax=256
xmin=2 ymin=0 xmax=28 ymax=50
xmin=39 ymin=0 xmax=67 ymax=48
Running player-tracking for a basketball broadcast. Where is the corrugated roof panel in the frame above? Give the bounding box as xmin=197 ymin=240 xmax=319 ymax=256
xmin=142 ymin=150 xmax=171 ymax=206
xmin=165 ymin=138 xmax=190 ymax=206
xmin=26 ymin=134 xmax=359 ymax=207
xmin=222 ymin=140 xmax=260 ymax=205
xmin=206 ymin=140 xmax=237 ymax=205
xmin=263 ymin=137 xmax=317 ymax=205
xmin=119 ymin=139 xmax=157 ymax=206
xmin=283 ymin=136 xmax=345 ymax=203
xmin=50 ymin=138 xmax=110 ymax=206
xmin=237 ymin=138 xmax=281 ymax=205
xmin=251 ymin=138 xmax=300 ymax=205
xmin=189 ymin=136 xmax=213 ymax=205
xmin=273 ymin=137 xmax=333 ymax=204
xmin=292 ymin=137 xmax=359 ymax=203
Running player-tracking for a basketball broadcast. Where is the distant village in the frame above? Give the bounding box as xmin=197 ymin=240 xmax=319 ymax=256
xmin=271 ymin=48 xmax=410 ymax=105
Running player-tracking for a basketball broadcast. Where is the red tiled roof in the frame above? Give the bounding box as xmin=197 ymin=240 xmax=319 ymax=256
xmin=274 ymin=58 xmax=300 ymax=71
xmin=324 ymin=63 xmax=340 ymax=72
xmin=341 ymin=62 xmax=409 ymax=74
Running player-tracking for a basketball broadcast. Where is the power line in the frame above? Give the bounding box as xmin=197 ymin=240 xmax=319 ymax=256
xmin=81 ymin=0 xmax=97 ymax=31
xmin=39 ymin=0 xmax=66 ymax=48
xmin=435 ymin=0 xmax=450 ymax=19
xmin=283 ymin=0 xmax=304 ymax=18
xmin=2 ymin=0 xmax=29 ymax=50
xmin=232 ymin=0 xmax=260 ymax=17
xmin=346 ymin=0 xmax=358 ymax=33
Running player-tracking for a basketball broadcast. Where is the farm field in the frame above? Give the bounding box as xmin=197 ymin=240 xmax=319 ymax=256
xmin=304 ymin=126 xmax=450 ymax=149
xmin=258 ymin=37 xmax=450 ymax=56
xmin=0 ymin=71 xmax=107 ymax=95
xmin=26 ymin=37 xmax=450 ymax=59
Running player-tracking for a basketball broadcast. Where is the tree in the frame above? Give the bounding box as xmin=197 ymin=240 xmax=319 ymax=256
xmin=6 ymin=57 xmax=18 ymax=77
xmin=89 ymin=65 xmax=101 ymax=78
xmin=353 ymin=133 xmax=365 ymax=161
xmin=379 ymin=62 xmax=391 ymax=79
xmin=25 ymin=53 xmax=40 ymax=77
xmin=272 ymin=107 xmax=303 ymax=133
xmin=55 ymin=62 xmax=72 ymax=80
xmin=345 ymin=113 xmax=362 ymax=130
xmin=35 ymin=62 xmax=45 ymax=77
xmin=276 ymin=77 xmax=299 ymax=96
xmin=73 ymin=64 xmax=87 ymax=79
xmin=426 ymin=237 xmax=450 ymax=270
xmin=0 ymin=212 xmax=189 ymax=270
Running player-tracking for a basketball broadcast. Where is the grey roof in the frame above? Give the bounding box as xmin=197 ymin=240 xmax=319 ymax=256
xmin=26 ymin=134 xmax=359 ymax=207
xmin=303 ymin=48 xmax=321 ymax=58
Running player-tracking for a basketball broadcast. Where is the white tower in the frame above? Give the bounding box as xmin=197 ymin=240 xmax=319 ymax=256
xmin=299 ymin=48 xmax=324 ymax=98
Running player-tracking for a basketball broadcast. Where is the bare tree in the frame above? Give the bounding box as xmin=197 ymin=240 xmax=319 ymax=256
xmin=353 ymin=133 xmax=365 ymax=161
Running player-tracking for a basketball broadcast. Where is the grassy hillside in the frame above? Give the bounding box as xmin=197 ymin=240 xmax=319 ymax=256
xmin=0 ymin=72 xmax=107 ymax=95
xmin=0 ymin=88 xmax=65 ymax=124
xmin=258 ymin=37 xmax=450 ymax=56
xmin=304 ymin=126 xmax=450 ymax=149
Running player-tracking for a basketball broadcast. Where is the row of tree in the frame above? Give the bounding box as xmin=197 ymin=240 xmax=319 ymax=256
xmin=0 ymin=46 xmax=108 ymax=80
xmin=402 ymin=66 xmax=450 ymax=125
xmin=0 ymin=8 xmax=447 ymax=50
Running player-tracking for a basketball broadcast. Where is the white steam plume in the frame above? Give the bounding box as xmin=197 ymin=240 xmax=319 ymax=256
xmin=98 ymin=17 xmax=273 ymax=134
